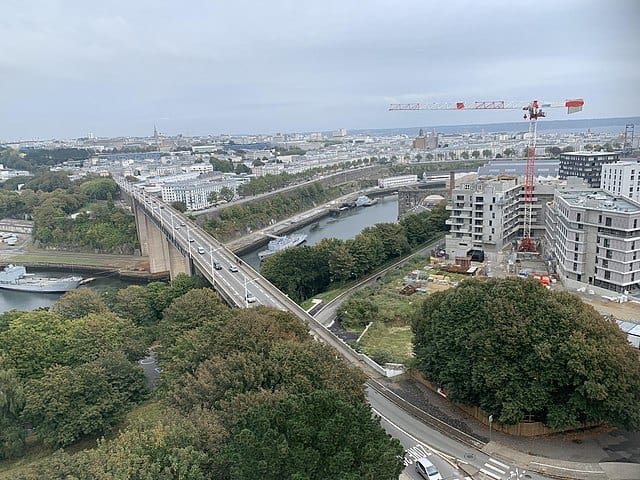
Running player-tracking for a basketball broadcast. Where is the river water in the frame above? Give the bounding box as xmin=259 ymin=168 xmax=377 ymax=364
xmin=241 ymin=194 xmax=399 ymax=270
xmin=2 ymin=195 xmax=399 ymax=313
xmin=0 ymin=274 xmax=140 ymax=314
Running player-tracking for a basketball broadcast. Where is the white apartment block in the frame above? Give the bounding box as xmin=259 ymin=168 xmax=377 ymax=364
xmin=545 ymin=189 xmax=640 ymax=294
xmin=189 ymin=163 xmax=214 ymax=174
xmin=161 ymin=175 xmax=238 ymax=210
xmin=445 ymin=176 xmax=557 ymax=261
xmin=378 ymin=175 xmax=419 ymax=189
xmin=601 ymin=160 xmax=640 ymax=203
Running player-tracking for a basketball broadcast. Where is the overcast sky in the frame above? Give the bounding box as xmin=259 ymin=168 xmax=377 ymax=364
xmin=2 ymin=0 xmax=638 ymax=140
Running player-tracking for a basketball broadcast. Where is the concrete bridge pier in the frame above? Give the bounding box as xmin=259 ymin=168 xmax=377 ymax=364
xmin=134 ymin=202 xmax=191 ymax=279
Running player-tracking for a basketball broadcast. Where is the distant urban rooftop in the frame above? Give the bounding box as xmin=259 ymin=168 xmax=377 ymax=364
xmin=561 ymin=151 xmax=621 ymax=157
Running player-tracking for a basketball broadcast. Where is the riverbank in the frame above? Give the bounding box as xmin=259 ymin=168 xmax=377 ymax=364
xmin=227 ymin=190 xmax=397 ymax=255
xmin=0 ymin=189 xmax=397 ymax=276
xmin=0 ymin=248 xmax=165 ymax=281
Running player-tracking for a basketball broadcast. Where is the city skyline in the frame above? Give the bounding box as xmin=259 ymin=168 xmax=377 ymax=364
xmin=2 ymin=0 xmax=638 ymax=140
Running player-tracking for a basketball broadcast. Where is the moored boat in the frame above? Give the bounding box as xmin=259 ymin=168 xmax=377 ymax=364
xmin=355 ymin=195 xmax=378 ymax=207
xmin=258 ymin=233 xmax=308 ymax=261
xmin=0 ymin=265 xmax=83 ymax=293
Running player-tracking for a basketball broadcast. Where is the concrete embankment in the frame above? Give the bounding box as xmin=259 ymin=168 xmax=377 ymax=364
xmin=0 ymin=249 xmax=164 ymax=281
xmin=226 ymin=207 xmax=332 ymax=255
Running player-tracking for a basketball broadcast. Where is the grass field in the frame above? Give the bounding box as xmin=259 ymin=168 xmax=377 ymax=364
xmin=358 ymin=322 xmax=414 ymax=364
xmin=340 ymin=256 xmax=461 ymax=365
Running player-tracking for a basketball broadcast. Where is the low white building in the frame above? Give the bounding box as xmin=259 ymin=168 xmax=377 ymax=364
xmin=189 ymin=163 xmax=214 ymax=174
xmin=378 ymin=175 xmax=419 ymax=189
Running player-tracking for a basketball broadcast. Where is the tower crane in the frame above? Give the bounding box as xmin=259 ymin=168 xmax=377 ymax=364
xmin=389 ymin=98 xmax=584 ymax=252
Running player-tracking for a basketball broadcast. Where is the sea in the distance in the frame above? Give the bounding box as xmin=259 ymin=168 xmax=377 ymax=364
xmin=348 ymin=116 xmax=639 ymax=137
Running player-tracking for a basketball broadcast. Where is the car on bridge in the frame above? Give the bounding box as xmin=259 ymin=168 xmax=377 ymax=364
xmin=229 ymin=264 xmax=238 ymax=272
xmin=197 ymin=247 xmax=205 ymax=254
xmin=245 ymin=293 xmax=257 ymax=303
xmin=213 ymin=262 xmax=223 ymax=270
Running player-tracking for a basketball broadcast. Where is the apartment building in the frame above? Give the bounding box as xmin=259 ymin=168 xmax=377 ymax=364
xmin=161 ymin=175 xmax=240 ymax=210
xmin=445 ymin=176 xmax=556 ymax=261
xmin=545 ymin=189 xmax=640 ymax=294
xmin=559 ymin=151 xmax=620 ymax=188
xmin=601 ymin=159 xmax=640 ymax=203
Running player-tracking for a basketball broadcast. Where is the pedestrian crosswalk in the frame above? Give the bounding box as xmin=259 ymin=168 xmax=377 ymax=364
xmin=480 ymin=457 xmax=510 ymax=480
xmin=403 ymin=444 xmax=431 ymax=466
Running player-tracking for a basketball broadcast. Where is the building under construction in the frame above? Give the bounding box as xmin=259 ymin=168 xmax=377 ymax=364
xmin=444 ymin=174 xmax=559 ymax=262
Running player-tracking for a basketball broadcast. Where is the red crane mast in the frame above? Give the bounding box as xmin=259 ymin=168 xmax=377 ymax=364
xmin=389 ymin=98 xmax=584 ymax=252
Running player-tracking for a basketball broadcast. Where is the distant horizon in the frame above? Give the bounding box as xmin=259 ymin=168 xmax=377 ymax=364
xmin=3 ymin=115 xmax=639 ymax=145
xmin=3 ymin=2 xmax=637 ymax=144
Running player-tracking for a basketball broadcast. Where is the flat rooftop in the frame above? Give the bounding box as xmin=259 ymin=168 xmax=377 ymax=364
xmin=560 ymin=151 xmax=620 ymax=157
xmin=560 ymin=190 xmax=640 ymax=213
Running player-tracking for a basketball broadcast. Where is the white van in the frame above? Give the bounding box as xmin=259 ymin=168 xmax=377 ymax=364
xmin=415 ymin=458 xmax=442 ymax=480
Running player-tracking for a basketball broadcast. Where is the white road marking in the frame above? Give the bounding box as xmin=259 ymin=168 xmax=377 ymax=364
xmin=484 ymin=462 xmax=506 ymax=475
xmin=487 ymin=458 xmax=510 ymax=470
xmin=480 ymin=467 xmax=502 ymax=480
xmin=371 ymin=407 xmax=429 ymax=447
xmin=404 ymin=444 xmax=431 ymax=465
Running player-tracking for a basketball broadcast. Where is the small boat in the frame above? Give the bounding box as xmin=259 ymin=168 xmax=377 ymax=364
xmin=310 ymin=222 xmax=320 ymax=231
xmin=355 ymin=195 xmax=378 ymax=207
xmin=258 ymin=234 xmax=308 ymax=261
xmin=0 ymin=265 xmax=83 ymax=293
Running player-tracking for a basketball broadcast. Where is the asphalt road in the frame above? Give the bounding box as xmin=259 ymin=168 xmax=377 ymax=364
xmin=368 ymin=387 xmax=548 ymax=480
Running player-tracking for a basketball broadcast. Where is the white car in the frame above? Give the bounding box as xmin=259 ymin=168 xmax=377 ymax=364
xmin=229 ymin=264 xmax=238 ymax=272
xmin=197 ymin=247 xmax=205 ymax=254
xmin=245 ymin=293 xmax=257 ymax=303
xmin=415 ymin=458 xmax=442 ymax=480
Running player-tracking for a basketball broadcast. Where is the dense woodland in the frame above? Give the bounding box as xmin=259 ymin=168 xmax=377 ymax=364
xmin=0 ymin=276 xmax=404 ymax=479
xmin=261 ymin=204 xmax=449 ymax=302
xmin=0 ymin=147 xmax=92 ymax=173
xmin=412 ymin=277 xmax=640 ymax=430
xmin=0 ymin=169 xmax=138 ymax=253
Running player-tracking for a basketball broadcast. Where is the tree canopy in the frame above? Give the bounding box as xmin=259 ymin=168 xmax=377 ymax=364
xmin=412 ymin=277 xmax=640 ymax=429
xmin=261 ymin=204 xmax=448 ymax=302
xmin=225 ymin=390 xmax=404 ymax=480
xmin=5 ymin=279 xmax=402 ymax=477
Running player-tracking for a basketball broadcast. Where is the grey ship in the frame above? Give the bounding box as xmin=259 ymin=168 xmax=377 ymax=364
xmin=0 ymin=265 xmax=82 ymax=293
xmin=258 ymin=234 xmax=308 ymax=261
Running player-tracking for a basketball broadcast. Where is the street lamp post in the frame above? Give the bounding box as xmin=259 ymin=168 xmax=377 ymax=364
xmin=488 ymin=414 xmax=493 ymax=443
xmin=210 ymin=244 xmax=215 ymax=286
xmin=243 ymin=274 xmax=248 ymax=307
